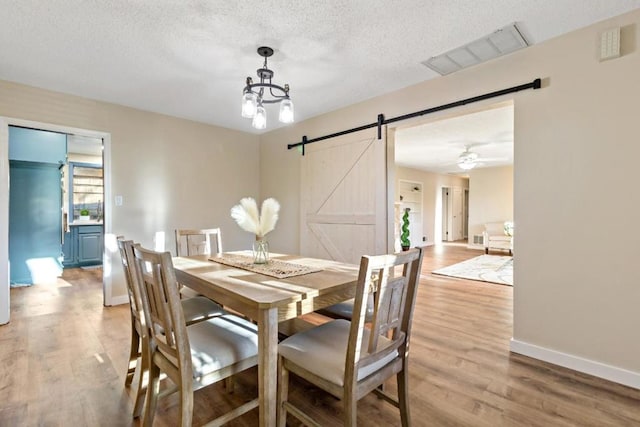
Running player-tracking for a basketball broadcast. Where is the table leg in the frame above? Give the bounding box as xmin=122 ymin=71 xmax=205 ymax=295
xmin=258 ymin=307 xmax=278 ymax=427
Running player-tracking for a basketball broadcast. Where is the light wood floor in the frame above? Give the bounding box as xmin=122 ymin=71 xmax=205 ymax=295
xmin=1 ymin=245 xmax=639 ymax=426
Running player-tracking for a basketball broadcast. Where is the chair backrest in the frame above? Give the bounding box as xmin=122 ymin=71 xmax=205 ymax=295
xmin=117 ymin=238 xmax=145 ymax=334
xmin=484 ymin=222 xmax=506 ymax=235
xmin=130 ymin=246 xmax=192 ymax=383
xmin=345 ymin=247 xmax=424 ymax=384
xmin=175 ymin=228 xmax=223 ymax=257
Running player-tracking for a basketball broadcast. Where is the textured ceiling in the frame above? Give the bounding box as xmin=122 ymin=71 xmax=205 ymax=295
xmin=0 ymin=1 xmax=638 ymax=135
xmin=395 ymin=104 xmax=514 ymax=175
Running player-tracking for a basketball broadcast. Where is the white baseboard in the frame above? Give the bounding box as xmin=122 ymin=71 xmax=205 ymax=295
xmin=106 ymin=294 xmax=129 ymax=306
xmin=510 ymin=339 xmax=640 ymax=390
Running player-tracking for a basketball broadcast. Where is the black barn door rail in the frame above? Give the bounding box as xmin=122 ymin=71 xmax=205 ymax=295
xmin=288 ymin=78 xmax=542 ymax=155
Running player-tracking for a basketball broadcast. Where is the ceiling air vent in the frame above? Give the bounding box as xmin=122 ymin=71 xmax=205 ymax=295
xmin=422 ymin=23 xmax=529 ymax=76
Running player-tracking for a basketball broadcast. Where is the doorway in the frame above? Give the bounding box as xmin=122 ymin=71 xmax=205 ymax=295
xmin=440 ymin=186 xmax=466 ymax=243
xmin=441 ymin=187 xmax=449 ymax=242
xmin=393 ymin=102 xmax=514 ymax=250
xmin=8 ymin=128 xmax=105 ymax=283
xmin=63 ymin=136 xmax=104 ymax=269
xmin=0 ymin=117 xmax=112 ymax=325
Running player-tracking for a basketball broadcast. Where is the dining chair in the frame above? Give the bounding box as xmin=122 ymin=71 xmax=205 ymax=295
xmin=175 ymin=227 xmax=223 ymax=257
xmin=277 ymin=247 xmax=424 ymax=427
xmin=117 ymin=238 xmax=226 ymax=418
xmin=315 ymin=296 xmax=375 ymax=322
xmin=175 ymin=228 xmax=223 ymax=298
xmin=118 ymin=238 xmax=149 ymax=418
xmin=130 ymin=245 xmax=260 ymax=427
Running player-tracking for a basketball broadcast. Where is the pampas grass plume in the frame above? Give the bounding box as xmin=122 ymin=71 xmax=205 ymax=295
xmin=230 ymin=197 xmax=280 ymax=238
xmin=231 ymin=197 xmax=260 ymax=234
xmin=259 ymin=198 xmax=280 ymax=237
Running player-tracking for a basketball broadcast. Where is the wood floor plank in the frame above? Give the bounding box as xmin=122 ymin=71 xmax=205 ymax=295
xmin=1 ymin=246 xmax=639 ymax=426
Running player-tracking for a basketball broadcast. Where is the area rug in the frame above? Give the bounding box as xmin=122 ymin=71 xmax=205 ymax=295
xmin=432 ymin=255 xmax=513 ymax=286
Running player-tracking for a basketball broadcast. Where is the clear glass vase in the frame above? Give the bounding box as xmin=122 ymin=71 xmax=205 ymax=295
xmin=253 ymin=239 xmax=269 ymax=264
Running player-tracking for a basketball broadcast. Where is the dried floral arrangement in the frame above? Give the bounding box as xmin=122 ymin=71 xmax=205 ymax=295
xmin=230 ymin=197 xmax=280 ymax=239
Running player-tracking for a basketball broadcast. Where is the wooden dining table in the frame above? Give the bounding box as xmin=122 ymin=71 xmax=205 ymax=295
xmin=172 ymin=252 xmax=360 ymax=427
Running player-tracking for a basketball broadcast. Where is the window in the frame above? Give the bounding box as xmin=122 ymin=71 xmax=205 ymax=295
xmin=69 ymin=163 xmax=103 ymax=220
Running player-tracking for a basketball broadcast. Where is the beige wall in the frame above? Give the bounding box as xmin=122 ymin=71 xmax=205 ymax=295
xmin=0 ymin=80 xmax=260 ymax=308
xmin=261 ymin=10 xmax=640 ymax=383
xmin=396 ymin=166 xmax=469 ymax=245
xmin=468 ymin=166 xmax=513 ymax=245
xmin=511 ymin=14 xmax=639 ymax=379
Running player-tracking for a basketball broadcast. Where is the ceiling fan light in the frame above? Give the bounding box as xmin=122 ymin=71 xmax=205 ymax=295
xmin=279 ymin=98 xmax=294 ymax=123
xmin=252 ymin=104 xmax=267 ymax=129
xmin=241 ymin=91 xmax=257 ymax=118
xmin=457 ymin=148 xmax=478 ymax=169
xmin=457 ymin=159 xmax=476 ymax=170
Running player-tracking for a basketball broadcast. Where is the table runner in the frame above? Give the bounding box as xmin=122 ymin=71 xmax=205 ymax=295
xmin=209 ymin=253 xmax=322 ymax=279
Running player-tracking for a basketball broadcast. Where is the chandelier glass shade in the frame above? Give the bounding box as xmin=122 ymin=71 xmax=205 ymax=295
xmin=241 ymin=92 xmax=258 ymax=118
xmin=241 ymin=46 xmax=294 ymax=129
xmin=252 ymin=104 xmax=267 ymax=130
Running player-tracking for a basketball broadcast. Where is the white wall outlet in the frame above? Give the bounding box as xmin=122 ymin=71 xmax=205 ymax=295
xmin=115 ymin=195 xmax=123 ymax=206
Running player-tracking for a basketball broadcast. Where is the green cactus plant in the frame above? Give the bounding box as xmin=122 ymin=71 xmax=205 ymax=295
xmin=400 ymin=208 xmax=410 ymax=250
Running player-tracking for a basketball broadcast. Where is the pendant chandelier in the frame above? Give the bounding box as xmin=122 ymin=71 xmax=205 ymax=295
xmin=241 ymin=46 xmax=294 ymax=130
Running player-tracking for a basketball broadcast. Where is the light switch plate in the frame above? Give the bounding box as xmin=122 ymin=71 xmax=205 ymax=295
xmin=115 ymin=195 xmax=123 ymax=206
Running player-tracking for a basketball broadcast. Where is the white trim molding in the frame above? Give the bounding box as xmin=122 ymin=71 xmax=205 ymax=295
xmin=107 ymin=294 xmax=130 ymax=306
xmin=0 ymin=120 xmax=9 ymax=325
xmin=510 ymin=339 xmax=640 ymax=390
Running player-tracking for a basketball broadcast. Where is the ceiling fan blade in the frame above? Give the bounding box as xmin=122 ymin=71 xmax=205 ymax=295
xmin=476 ymin=156 xmax=509 ymax=162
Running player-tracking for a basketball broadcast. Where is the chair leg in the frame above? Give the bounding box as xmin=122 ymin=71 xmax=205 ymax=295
xmin=397 ymin=368 xmax=411 ymax=427
xmin=125 ymin=323 xmax=139 ymax=386
xmin=142 ymin=361 xmax=160 ymax=427
xmin=277 ymin=356 xmax=289 ymax=427
xmin=179 ymin=373 xmax=194 ymax=427
xmin=344 ymin=390 xmax=357 ymax=427
xmin=132 ymin=337 xmax=149 ymax=418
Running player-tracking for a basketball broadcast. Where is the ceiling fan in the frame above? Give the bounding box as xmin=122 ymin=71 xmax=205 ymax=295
xmin=456 ymin=145 xmax=507 ymax=170
xmin=457 ymin=146 xmax=480 ymax=170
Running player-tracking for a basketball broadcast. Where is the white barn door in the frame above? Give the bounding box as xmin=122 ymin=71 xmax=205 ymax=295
xmin=300 ymin=129 xmax=387 ymax=264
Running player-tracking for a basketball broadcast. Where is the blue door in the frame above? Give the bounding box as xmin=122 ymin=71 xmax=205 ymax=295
xmin=8 ymin=127 xmax=66 ymax=285
xmin=9 ymin=162 xmax=63 ymax=284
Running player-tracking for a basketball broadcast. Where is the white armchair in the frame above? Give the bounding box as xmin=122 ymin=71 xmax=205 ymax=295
xmin=483 ymin=221 xmax=513 ymax=255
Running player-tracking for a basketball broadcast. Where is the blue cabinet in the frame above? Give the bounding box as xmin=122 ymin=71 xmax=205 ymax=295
xmin=78 ymin=226 xmax=103 ymax=264
xmin=62 ymin=231 xmax=74 ymax=265
xmin=62 ymin=225 xmax=103 ymax=267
